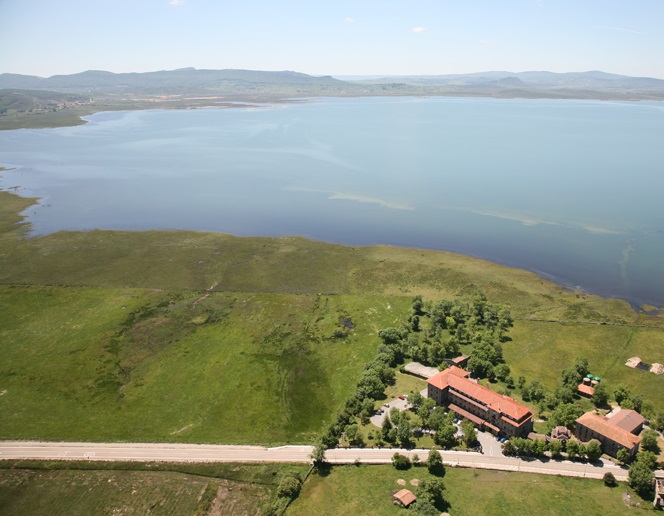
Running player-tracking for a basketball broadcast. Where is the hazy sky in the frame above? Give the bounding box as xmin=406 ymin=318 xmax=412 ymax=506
xmin=1 ymin=0 xmax=662 ymax=78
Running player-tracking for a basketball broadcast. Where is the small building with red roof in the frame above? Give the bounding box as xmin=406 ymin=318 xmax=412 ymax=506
xmin=393 ymin=489 xmax=416 ymax=508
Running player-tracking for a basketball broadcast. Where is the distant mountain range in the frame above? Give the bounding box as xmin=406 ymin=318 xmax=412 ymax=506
xmin=338 ymin=70 xmax=664 ymax=91
xmin=0 ymin=68 xmax=349 ymax=94
xmin=0 ymin=68 xmax=663 ymax=99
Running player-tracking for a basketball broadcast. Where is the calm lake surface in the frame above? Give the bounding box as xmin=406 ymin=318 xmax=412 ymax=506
xmin=1 ymin=97 xmax=663 ymax=307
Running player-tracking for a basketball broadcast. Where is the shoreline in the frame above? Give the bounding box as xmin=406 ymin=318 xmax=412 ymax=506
xmin=0 ymin=180 xmax=660 ymax=314
xmin=2 ymin=91 xmax=663 ymax=132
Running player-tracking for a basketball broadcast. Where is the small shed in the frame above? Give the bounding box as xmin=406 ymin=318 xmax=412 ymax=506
xmin=393 ymin=489 xmax=417 ymax=508
xmin=577 ymin=383 xmax=595 ymax=398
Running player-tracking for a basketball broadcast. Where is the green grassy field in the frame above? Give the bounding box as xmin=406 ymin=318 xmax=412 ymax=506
xmin=0 ymin=188 xmax=663 ymax=444
xmin=0 ymin=461 xmax=303 ymax=515
xmin=289 ymin=464 xmax=641 ymax=515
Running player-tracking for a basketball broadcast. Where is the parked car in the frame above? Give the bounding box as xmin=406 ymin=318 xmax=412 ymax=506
xmin=398 ymin=395 xmax=406 ymax=400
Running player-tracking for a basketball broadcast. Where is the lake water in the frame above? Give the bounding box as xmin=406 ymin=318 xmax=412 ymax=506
xmin=1 ymin=97 xmax=663 ymax=307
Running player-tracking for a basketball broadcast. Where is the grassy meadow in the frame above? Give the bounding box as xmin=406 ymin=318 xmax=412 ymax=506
xmin=0 ymin=461 xmax=303 ymax=515
xmin=289 ymin=464 xmax=643 ymax=515
xmin=0 ymin=187 xmax=663 ymax=444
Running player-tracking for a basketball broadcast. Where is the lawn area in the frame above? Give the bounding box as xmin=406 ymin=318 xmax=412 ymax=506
xmin=0 ymin=461 xmax=298 ymax=515
xmin=382 ymin=372 xmax=428 ymax=403
xmin=507 ymin=321 xmax=664 ymax=412
xmin=289 ymin=464 xmax=643 ymax=515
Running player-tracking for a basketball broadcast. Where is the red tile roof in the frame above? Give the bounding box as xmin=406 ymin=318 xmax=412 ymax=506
xmin=427 ymin=365 xmax=469 ymax=390
xmin=607 ymin=409 xmax=645 ymax=434
xmin=577 ymin=384 xmax=595 ymax=396
xmin=576 ymin=412 xmax=642 ymax=450
xmin=393 ymin=489 xmax=416 ymax=507
xmin=427 ymin=366 xmax=532 ymax=422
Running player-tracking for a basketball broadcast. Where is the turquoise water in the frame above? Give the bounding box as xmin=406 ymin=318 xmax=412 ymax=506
xmin=1 ymin=97 xmax=663 ymax=306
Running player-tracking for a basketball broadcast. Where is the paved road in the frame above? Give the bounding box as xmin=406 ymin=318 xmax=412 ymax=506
xmin=0 ymin=441 xmax=629 ymax=481
xmin=0 ymin=442 xmax=313 ymax=463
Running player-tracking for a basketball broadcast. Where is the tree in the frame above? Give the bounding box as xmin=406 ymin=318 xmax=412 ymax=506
xmin=613 ymin=384 xmax=631 ymax=405
xmin=628 ymin=460 xmax=655 ymax=498
xmin=391 ymin=452 xmax=411 ymax=470
xmin=566 ymin=439 xmax=580 ymax=460
xmin=412 ymin=453 xmax=421 ymax=467
xmin=461 ymin=419 xmax=477 ymax=447
xmin=640 ymin=429 xmax=660 ymax=454
xmin=621 ymin=398 xmax=635 ymax=410
xmin=344 ymin=424 xmax=363 ymax=446
xmin=574 ymin=358 xmax=589 ymax=378
xmin=389 ymin=407 xmax=402 ymax=427
xmin=502 ymin=439 xmax=516 ymax=455
xmin=310 ymin=443 xmax=327 ymax=465
xmin=356 ymin=369 xmax=385 ymax=400
xmin=635 ymin=450 xmax=657 ymax=470
xmin=381 ymin=415 xmax=393 ymax=441
xmin=522 ymin=380 xmax=545 ymax=402
xmin=592 ymin=382 xmax=609 ymax=407
xmin=532 ymin=439 xmax=548 ymax=457
xmin=434 ymin=423 xmax=457 ymax=449
xmin=276 ymin=472 xmax=302 ymax=499
xmin=586 ymin=440 xmax=602 ymax=461
xmin=418 ymin=398 xmax=437 ymax=428
xmin=560 ymin=367 xmax=582 ymax=390
xmin=412 ymin=295 xmax=425 ymax=316
xmin=616 ymin=447 xmax=630 ymax=465
xmin=603 ymin=472 xmax=616 ymax=486
xmin=409 ymin=391 xmax=424 ymax=412
xmin=549 ymin=440 xmax=563 ymax=458
xmin=651 ymin=410 xmax=664 ymax=432
xmin=413 ymin=500 xmax=439 ymax=516
xmin=517 ymin=376 xmax=526 ymax=390
xmin=417 ymin=478 xmax=446 ymax=506
xmin=495 ymin=363 xmax=511 ymax=382
xmin=425 ymin=448 xmax=444 ymax=473
xmin=359 ymin=398 xmax=375 ymax=425
xmin=397 ymin=419 xmax=413 ymax=448
xmin=549 ymin=402 xmax=584 ymax=429
xmin=556 ymin=386 xmax=576 ymax=404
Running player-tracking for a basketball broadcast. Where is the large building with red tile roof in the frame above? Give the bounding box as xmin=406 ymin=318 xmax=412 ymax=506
xmin=574 ymin=411 xmax=642 ymax=459
xmin=426 ymin=366 xmax=534 ymax=437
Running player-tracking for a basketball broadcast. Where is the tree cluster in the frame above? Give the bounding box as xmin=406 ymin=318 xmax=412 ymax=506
xmin=502 ymin=437 xmax=602 ymax=461
xmin=401 ymin=295 xmax=513 ymax=382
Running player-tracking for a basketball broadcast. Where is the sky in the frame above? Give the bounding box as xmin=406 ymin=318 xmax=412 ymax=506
xmin=1 ymin=0 xmax=663 ymax=78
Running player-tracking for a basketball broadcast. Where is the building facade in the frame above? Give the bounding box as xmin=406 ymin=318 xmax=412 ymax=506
xmin=427 ymin=366 xmax=534 ymax=437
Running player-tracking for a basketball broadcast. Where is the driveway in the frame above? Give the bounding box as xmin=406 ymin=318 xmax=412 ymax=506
xmin=476 ymin=429 xmax=504 ymax=457
xmin=369 ymin=388 xmax=428 ymax=428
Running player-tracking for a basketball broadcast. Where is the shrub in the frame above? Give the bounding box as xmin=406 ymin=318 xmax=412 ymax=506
xmin=603 ymin=472 xmax=616 ymax=486
xmin=391 ymin=452 xmax=411 ymax=470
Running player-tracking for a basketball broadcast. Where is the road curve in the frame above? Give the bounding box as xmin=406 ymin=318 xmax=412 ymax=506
xmin=0 ymin=441 xmax=629 ymax=481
